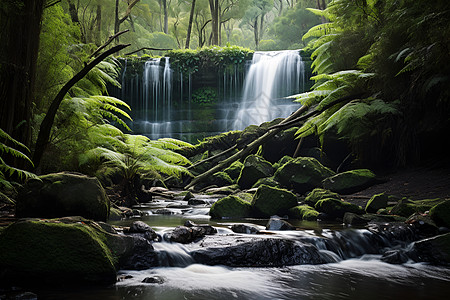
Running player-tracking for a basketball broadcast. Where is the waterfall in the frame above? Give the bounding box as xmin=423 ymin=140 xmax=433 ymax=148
xmin=233 ymin=50 xmax=305 ymax=130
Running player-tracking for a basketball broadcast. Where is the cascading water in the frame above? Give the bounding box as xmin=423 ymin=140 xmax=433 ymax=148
xmin=233 ymin=50 xmax=305 ymax=130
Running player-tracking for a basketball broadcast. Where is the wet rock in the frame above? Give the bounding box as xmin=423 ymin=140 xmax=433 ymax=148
xmin=406 ymin=214 xmax=439 ymax=237
xmin=153 ymin=208 xmax=174 ymax=215
xmin=142 ymin=276 xmax=165 ymax=284
xmin=16 ymin=172 xmax=110 ymax=221
xmin=205 ymin=184 xmax=240 ymax=195
xmin=365 ymin=193 xmax=389 ymax=213
xmin=381 ymin=249 xmax=409 ymax=264
xmin=315 ymin=198 xmax=363 ymax=219
xmin=266 ymin=216 xmax=295 ymax=230
xmin=410 ymin=233 xmax=450 ymax=264
xmin=188 ymin=198 xmax=209 ymax=205
xmin=251 ymin=185 xmax=298 ymax=217
xmin=230 ymin=224 xmax=260 ymax=234
xmin=305 ymin=188 xmax=341 ymax=207
xmin=119 ymin=236 xmax=158 ymax=270
xmin=274 ymin=157 xmax=335 ymax=194
xmin=125 ymin=221 xmax=158 ymax=241
xmin=209 ymin=195 xmax=252 ymax=219
xmin=237 ymin=155 xmax=274 ymax=189
xmin=192 ymin=236 xmax=325 ymax=267
xmin=343 ymin=213 xmax=406 ymax=226
xmin=170 ymin=223 xmax=217 ymax=243
xmin=183 ymin=191 xmax=195 ymax=201
xmin=288 ymin=205 xmax=319 ymax=221
xmin=322 ymin=169 xmax=378 ymax=194
xmin=166 ymin=203 xmax=191 ymax=209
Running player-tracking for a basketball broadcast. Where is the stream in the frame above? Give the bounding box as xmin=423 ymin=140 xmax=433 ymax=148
xmin=37 ymin=194 xmax=450 ymax=299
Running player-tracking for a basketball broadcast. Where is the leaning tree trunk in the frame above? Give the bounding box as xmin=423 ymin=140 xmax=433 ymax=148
xmin=0 ymin=0 xmax=45 ymax=150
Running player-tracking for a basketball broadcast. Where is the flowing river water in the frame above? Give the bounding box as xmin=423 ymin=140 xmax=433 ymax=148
xmin=35 ymin=194 xmax=450 ymax=300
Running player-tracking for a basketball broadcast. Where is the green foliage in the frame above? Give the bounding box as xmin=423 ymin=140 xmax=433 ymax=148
xmin=167 ymin=45 xmax=253 ymax=75
xmin=192 ymin=87 xmax=218 ymax=104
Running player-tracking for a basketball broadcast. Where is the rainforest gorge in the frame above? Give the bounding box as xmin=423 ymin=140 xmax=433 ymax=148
xmin=1 ymin=0 xmax=450 ymax=299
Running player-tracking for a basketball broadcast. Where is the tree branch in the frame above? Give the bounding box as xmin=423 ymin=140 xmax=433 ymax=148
xmin=125 ymin=47 xmax=173 ymax=56
xmin=90 ymin=29 xmax=129 ymax=58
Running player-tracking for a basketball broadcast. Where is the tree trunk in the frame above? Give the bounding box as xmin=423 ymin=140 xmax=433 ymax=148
xmin=253 ymin=18 xmax=259 ymax=49
xmin=185 ymin=0 xmax=196 ymax=49
xmin=163 ymin=0 xmax=168 ymax=34
xmin=95 ymin=5 xmax=102 ymax=45
xmin=209 ymin=0 xmax=219 ymax=45
xmin=0 ymin=0 xmax=45 ymax=149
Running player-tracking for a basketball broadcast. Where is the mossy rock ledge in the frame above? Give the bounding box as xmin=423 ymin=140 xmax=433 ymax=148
xmin=304 ymin=188 xmax=341 ymax=207
xmin=0 ymin=217 xmax=151 ymax=286
xmin=251 ymin=185 xmax=298 ymax=217
xmin=16 ymin=172 xmax=110 ymax=222
xmin=322 ymin=169 xmax=377 ymax=194
xmin=274 ymin=157 xmax=335 ymax=194
xmin=237 ymin=155 xmax=274 ymax=189
xmin=315 ymin=198 xmax=364 ymax=219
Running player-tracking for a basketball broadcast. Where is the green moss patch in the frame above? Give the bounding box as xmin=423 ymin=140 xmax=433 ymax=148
xmin=209 ymin=195 xmax=252 ymax=219
xmin=251 ymin=185 xmax=298 ymax=217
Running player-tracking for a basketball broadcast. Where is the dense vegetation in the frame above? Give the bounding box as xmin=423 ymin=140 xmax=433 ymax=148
xmin=1 ymin=0 xmax=449 ymax=204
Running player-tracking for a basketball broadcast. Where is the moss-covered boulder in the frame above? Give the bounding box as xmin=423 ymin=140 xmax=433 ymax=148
xmin=262 ymin=127 xmax=299 ymax=163
xmin=0 ymin=218 xmax=126 ymax=285
xmin=209 ymin=195 xmax=252 ymax=219
xmin=237 ymin=155 xmax=274 ymax=189
xmin=272 ymin=155 xmax=294 ymax=170
xmin=209 ymin=171 xmax=234 ymax=187
xmin=365 ymin=193 xmax=389 ymax=213
xmin=252 ymin=177 xmax=280 ymax=189
xmin=274 ymin=157 xmax=335 ymax=194
xmin=322 ymin=169 xmax=377 ymax=194
xmin=16 ymin=172 xmax=110 ymax=221
xmin=429 ymin=200 xmax=450 ymax=228
xmin=305 ymin=188 xmax=341 ymax=206
xmin=390 ymin=198 xmax=443 ymax=218
xmin=251 ymin=185 xmax=298 ymax=217
xmin=315 ymin=198 xmax=363 ymax=218
xmin=287 ymin=205 xmax=319 ymax=221
xmin=223 ymin=161 xmax=244 ymax=181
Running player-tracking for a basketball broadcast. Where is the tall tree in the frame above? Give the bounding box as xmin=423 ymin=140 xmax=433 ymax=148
xmin=209 ymin=0 xmax=220 ymax=44
xmin=115 ymin=0 xmax=141 ymax=35
xmin=185 ymin=0 xmax=197 ymax=48
xmin=0 ymin=0 xmax=45 ymax=148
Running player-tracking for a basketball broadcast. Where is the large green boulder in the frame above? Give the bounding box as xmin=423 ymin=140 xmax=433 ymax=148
xmin=322 ymin=169 xmax=377 ymax=194
xmin=237 ymin=155 xmax=274 ymax=189
xmin=209 ymin=195 xmax=252 ymax=219
xmin=251 ymin=185 xmax=298 ymax=217
xmin=209 ymin=171 xmax=234 ymax=187
xmin=274 ymin=157 xmax=335 ymax=194
xmin=0 ymin=217 xmax=129 ymax=285
xmin=365 ymin=193 xmax=389 ymax=213
xmin=252 ymin=177 xmax=280 ymax=189
xmin=429 ymin=200 xmax=450 ymax=228
xmin=223 ymin=161 xmax=244 ymax=181
xmin=305 ymin=188 xmax=341 ymax=206
xmin=315 ymin=198 xmax=363 ymax=218
xmin=287 ymin=205 xmax=319 ymax=221
xmin=16 ymin=172 xmax=110 ymax=221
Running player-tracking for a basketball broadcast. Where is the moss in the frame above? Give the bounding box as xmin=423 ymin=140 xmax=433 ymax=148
xmin=365 ymin=193 xmax=389 ymax=213
xmin=252 ymin=177 xmax=280 ymax=189
xmin=224 ymin=161 xmax=244 ymax=181
xmin=305 ymin=188 xmax=341 ymax=206
xmin=315 ymin=198 xmax=363 ymax=218
xmin=237 ymin=155 xmax=274 ymax=189
xmin=429 ymin=200 xmax=450 ymax=228
xmin=251 ymin=185 xmax=298 ymax=217
xmin=0 ymin=218 xmax=117 ymax=284
xmin=322 ymin=169 xmax=377 ymax=194
xmin=288 ymin=205 xmax=319 ymax=221
xmin=274 ymin=157 xmax=335 ymax=194
xmin=209 ymin=195 xmax=252 ymax=219
xmin=209 ymin=171 xmax=234 ymax=187
xmin=272 ymin=155 xmax=294 ymax=170
xmin=390 ymin=198 xmax=444 ymax=218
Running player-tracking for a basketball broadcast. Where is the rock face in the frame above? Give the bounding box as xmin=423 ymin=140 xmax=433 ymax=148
xmin=274 ymin=157 xmax=335 ymax=194
xmin=322 ymin=169 xmax=377 ymax=194
xmin=223 ymin=161 xmax=244 ymax=181
xmin=208 ymin=171 xmax=234 ymax=187
xmin=411 ymin=233 xmax=450 ymax=264
xmin=209 ymin=195 xmax=252 ymax=219
xmin=169 ymin=221 xmax=217 ymax=243
xmin=251 ymin=185 xmax=298 ymax=217
xmin=429 ymin=200 xmax=450 ymax=228
xmin=191 ymin=235 xmax=325 ymax=267
xmin=237 ymin=155 xmax=274 ymax=189
xmin=266 ymin=216 xmax=295 ymax=230
xmin=16 ymin=172 xmax=110 ymax=222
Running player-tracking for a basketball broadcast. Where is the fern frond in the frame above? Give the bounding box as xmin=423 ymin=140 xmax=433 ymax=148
xmin=302 ymin=23 xmax=335 ymax=40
